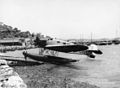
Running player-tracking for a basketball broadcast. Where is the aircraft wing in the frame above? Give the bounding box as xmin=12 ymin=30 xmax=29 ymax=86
xmin=44 ymin=44 xmax=88 ymax=53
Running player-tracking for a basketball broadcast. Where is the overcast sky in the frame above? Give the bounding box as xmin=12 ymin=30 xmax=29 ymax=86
xmin=0 ymin=0 xmax=120 ymax=39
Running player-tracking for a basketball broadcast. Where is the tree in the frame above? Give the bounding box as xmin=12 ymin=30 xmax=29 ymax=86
xmin=34 ymin=36 xmax=47 ymax=47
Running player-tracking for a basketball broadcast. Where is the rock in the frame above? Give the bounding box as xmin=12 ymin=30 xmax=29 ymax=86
xmin=0 ymin=60 xmax=27 ymax=88
xmin=1 ymin=76 xmax=27 ymax=88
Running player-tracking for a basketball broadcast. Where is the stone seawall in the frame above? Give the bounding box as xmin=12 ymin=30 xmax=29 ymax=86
xmin=0 ymin=59 xmax=27 ymax=88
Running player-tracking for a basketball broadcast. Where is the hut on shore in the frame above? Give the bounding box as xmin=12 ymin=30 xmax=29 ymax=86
xmin=0 ymin=38 xmax=22 ymax=46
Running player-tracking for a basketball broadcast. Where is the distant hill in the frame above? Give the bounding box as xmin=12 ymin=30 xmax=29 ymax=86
xmin=0 ymin=22 xmax=31 ymax=39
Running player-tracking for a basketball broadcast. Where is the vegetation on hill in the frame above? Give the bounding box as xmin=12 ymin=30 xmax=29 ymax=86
xmin=0 ymin=22 xmax=31 ymax=39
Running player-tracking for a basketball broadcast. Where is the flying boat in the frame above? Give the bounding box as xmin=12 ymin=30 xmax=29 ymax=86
xmin=0 ymin=38 xmax=103 ymax=66
xmin=22 ymin=38 xmax=103 ymax=65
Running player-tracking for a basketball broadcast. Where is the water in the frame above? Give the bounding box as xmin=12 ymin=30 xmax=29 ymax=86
xmin=72 ymin=45 xmax=120 ymax=88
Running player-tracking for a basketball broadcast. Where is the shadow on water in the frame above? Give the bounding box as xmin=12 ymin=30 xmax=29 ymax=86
xmin=47 ymin=64 xmax=79 ymax=72
xmin=46 ymin=62 xmax=89 ymax=79
xmin=46 ymin=61 xmax=89 ymax=72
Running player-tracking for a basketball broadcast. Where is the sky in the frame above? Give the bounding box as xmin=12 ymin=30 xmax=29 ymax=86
xmin=0 ymin=0 xmax=120 ymax=39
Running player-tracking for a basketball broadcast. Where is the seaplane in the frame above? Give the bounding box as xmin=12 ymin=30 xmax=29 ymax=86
xmin=22 ymin=38 xmax=103 ymax=65
xmin=0 ymin=37 xmax=102 ymax=66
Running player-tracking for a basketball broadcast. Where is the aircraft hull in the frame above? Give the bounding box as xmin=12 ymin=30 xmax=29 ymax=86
xmin=23 ymin=52 xmax=78 ymax=64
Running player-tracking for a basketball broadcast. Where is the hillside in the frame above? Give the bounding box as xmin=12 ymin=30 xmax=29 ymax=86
xmin=0 ymin=22 xmax=31 ymax=39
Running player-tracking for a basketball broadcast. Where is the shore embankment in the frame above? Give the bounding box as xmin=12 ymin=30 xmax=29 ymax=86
xmin=0 ymin=45 xmax=35 ymax=53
